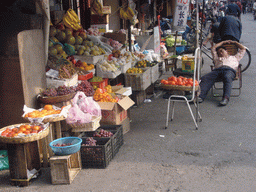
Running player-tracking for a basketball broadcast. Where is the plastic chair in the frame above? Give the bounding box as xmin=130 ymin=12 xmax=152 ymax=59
xmin=210 ymin=43 xmax=242 ymax=97
xmin=165 ymin=47 xmax=202 ymax=130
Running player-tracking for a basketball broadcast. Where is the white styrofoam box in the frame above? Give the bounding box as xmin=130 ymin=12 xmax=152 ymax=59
xmin=74 ymin=55 xmax=104 ymax=64
xmin=90 ymin=24 xmax=109 ymax=33
xmin=120 ymin=62 xmax=132 ymax=73
xmin=46 ymin=73 xmax=78 ymax=88
xmin=150 ymin=63 xmax=160 ymax=83
xmin=124 ymin=68 xmax=151 ymax=91
xmin=96 ymin=64 xmax=122 ymax=79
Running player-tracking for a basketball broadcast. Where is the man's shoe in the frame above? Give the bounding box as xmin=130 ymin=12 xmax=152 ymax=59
xmin=198 ymin=97 xmax=204 ymax=103
xmin=219 ymin=98 xmax=229 ymax=106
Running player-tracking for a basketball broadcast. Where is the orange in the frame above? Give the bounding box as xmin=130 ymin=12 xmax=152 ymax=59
xmin=19 ymin=127 xmax=27 ymax=132
xmin=12 ymin=128 xmax=18 ymax=133
xmin=32 ymin=126 xmax=40 ymax=131
xmin=24 ymin=130 xmax=31 ymax=135
xmin=24 ymin=125 xmax=31 ymax=129
xmin=44 ymin=105 xmax=53 ymax=111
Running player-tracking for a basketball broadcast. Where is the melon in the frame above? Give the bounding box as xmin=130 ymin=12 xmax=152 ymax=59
xmin=54 ymin=44 xmax=63 ymax=53
xmin=65 ymin=35 xmax=75 ymax=45
xmin=55 ymin=31 xmax=66 ymax=42
xmin=50 ymin=26 xmax=57 ymax=37
xmin=49 ymin=47 xmax=58 ymax=56
xmin=75 ymin=36 xmax=83 ymax=45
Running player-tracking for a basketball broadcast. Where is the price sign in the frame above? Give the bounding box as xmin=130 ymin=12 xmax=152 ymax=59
xmin=173 ymin=0 xmax=190 ymax=27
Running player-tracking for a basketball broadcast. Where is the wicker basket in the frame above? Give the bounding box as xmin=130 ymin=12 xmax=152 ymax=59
xmin=43 ymin=115 xmax=66 ymax=123
xmin=37 ymin=92 xmax=76 ymax=104
xmin=23 ymin=114 xmax=66 ymax=124
xmin=69 ymin=116 xmax=101 ymax=132
xmin=161 ymin=84 xmax=199 ymax=91
xmin=0 ymin=123 xmax=49 ymax=144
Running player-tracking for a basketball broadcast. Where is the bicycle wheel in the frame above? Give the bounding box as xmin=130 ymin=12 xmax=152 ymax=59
xmin=240 ymin=48 xmax=251 ymax=72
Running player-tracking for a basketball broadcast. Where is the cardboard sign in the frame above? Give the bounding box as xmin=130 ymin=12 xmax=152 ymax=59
xmin=173 ymin=0 xmax=190 ymax=28
xmin=153 ymin=26 xmax=160 ymax=54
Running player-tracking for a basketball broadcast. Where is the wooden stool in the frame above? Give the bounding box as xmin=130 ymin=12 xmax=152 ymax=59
xmin=164 ymin=57 xmax=177 ymax=72
xmin=41 ymin=117 xmax=66 ymax=168
xmin=7 ymin=141 xmax=41 ymax=187
xmin=49 ymin=151 xmax=81 ymax=185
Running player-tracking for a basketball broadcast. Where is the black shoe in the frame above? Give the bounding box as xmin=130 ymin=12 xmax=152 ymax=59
xmin=219 ymin=98 xmax=229 ymax=106
xmin=198 ymin=97 xmax=204 ymax=103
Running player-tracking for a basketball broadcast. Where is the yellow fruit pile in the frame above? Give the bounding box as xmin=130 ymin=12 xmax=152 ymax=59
xmin=126 ymin=67 xmax=143 ymax=74
xmin=93 ymin=88 xmax=118 ymax=102
xmin=136 ymin=60 xmax=148 ymax=68
xmin=79 ymin=62 xmax=95 ymax=71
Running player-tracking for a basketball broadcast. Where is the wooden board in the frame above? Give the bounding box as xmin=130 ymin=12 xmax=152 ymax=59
xmin=17 ymin=29 xmax=47 ymax=108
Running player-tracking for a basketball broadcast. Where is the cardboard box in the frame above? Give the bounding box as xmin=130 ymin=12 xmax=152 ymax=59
xmin=112 ymin=85 xmax=132 ymax=96
xmin=97 ymin=96 xmax=134 ymax=124
xmin=130 ymin=90 xmax=146 ymax=106
xmin=91 ymin=6 xmax=111 ymax=15
xmin=124 ymin=68 xmax=151 ymax=91
xmin=96 ymin=64 xmax=122 ymax=79
xmin=103 ymin=32 xmax=127 ymax=44
xmin=74 ymin=55 xmax=104 ymax=64
xmin=91 ymin=14 xmax=109 ymax=25
xmin=121 ymin=117 xmax=130 ymax=135
xmin=91 ymin=24 xmax=109 ymax=33
xmin=50 ymin=10 xmax=65 ymax=25
xmin=46 ymin=73 xmax=78 ymax=88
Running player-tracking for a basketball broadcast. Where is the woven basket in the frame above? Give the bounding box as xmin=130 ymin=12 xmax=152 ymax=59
xmin=0 ymin=123 xmax=49 ymax=144
xmin=23 ymin=114 xmax=66 ymax=124
xmin=37 ymin=92 xmax=76 ymax=104
xmin=161 ymin=84 xmax=199 ymax=91
xmin=69 ymin=116 xmax=101 ymax=132
xmin=43 ymin=115 xmax=66 ymax=123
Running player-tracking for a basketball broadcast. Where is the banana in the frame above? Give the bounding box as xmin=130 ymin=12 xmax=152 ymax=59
xmin=119 ymin=7 xmax=128 ymax=20
xmin=126 ymin=7 xmax=135 ymax=20
xmin=92 ymin=0 xmax=103 ymax=16
xmin=68 ymin=8 xmax=80 ymax=23
xmin=63 ymin=9 xmax=82 ymax=31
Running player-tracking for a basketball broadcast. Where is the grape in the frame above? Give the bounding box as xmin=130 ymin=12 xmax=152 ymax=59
xmin=93 ymin=129 xmax=113 ymax=137
xmin=76 ymin=80 xmax=95 ymax=96
xmin=42 ymin=85 xmax=76 ymax=97
xmin=42 ymin=88 xmax=58 ymax=97
xmin=53 ymin=143 xmax=72 ymax=147
xmin=57 ymin=85 xmax=76 ymax=96
xmin=82 ymin=137 xmax=97 ymax=146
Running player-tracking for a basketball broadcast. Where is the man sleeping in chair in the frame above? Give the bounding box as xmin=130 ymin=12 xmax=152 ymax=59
xmin=198 ymin=40 xmax=246 ymax=106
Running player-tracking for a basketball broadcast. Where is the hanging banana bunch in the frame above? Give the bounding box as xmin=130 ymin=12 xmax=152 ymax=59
xmin=63 ymin=8 xmax=82 ymax=31
xmin=119 ymin=4 xmax=135 ymax=21
xmin=91 ymin=0 xmax=104 ymax=16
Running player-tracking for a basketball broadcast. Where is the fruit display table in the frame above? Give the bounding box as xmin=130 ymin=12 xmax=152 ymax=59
xmin=0 ymin=123 xmax=49 ymax=186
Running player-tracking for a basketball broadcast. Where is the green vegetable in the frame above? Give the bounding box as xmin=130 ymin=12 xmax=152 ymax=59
xmin=181 ymin=40 xmax=187 ymax=45
xmin=166 ymin=38 xmax=175 ymax=47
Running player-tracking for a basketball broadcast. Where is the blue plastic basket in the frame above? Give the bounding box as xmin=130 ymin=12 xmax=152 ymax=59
xmin=49 ymin=137 xmax=82 ymax=156
xmin=176 ymin=46 xmax=186 ymax=55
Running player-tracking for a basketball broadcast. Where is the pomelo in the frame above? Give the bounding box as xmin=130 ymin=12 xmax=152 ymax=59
xmin=66 ymin=35 xmax=75 ymax=45
xmin=75 ymin=36 xmax=83 ymax=45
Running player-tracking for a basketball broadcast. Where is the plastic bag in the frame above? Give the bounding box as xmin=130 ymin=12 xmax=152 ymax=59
xmin=66 ymin=92 xmax=101 ymax=124
xmin=0 ymin=150 xmax=9 ymax=171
